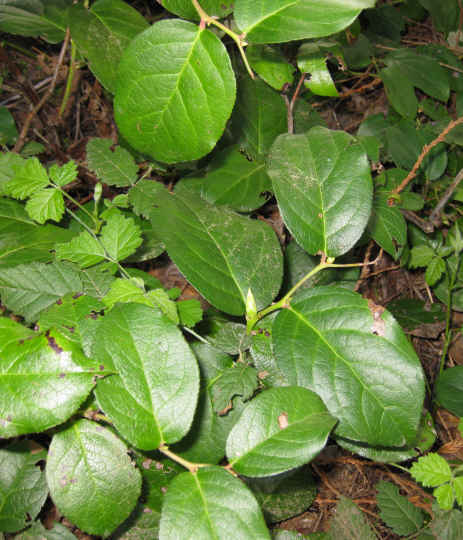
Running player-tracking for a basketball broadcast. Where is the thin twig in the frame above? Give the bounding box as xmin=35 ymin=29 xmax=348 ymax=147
xmin=13 ymin=28 xmax=70 ymax=153
xmin=390 ymin=116 xmax=463 ymax=199
xmin=286 ymin=72 xmax=307 ymax=134
xmin=429 ymin=167 xmax=463 ymax=225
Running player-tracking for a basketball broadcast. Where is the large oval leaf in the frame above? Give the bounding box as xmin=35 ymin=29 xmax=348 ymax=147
xmin=150 ymin=185 xmax=283 ymax=316
xmin=46 ymin=419 xmax=141 ymax=537
xmin=234 ymin=0 xmax=375 ymax=44
xmin=93 ymin=303 xmax=199 ymax=449
xmin=0 ymin=331 xmax=100 ymax=438
xmin=114 ymin=19 xmax=236 ymax=163
xmin=69 ymin=0 xmax=148 ymax=93
xmin=272 ymin=287 xmax=425 ymax=447
xmin=267 ymin=127 xmax=373 ymax=257
xmin=226 ymin=386 xmax=336 ymax=477
xmin=159 ymin=466 xmax=270 ymax=539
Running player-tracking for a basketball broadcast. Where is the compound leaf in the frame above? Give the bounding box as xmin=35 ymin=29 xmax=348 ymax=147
xmin=267 ymin=127 xmax=373 ymax=257
xmin=376 ymin=481 xmax=424 ymax=536
xmin=0 ymin=442 xmax=48 ymax=533
xmin=93 ymin=303 xmax=199 ymax=449
xmin=150 ymin=185 xmax=283 ymax=316
xmin=226 ymin=386 xmax=336 ymax=477
xmin=159 ymin=466 xmax=270 ymax=539
xmin=86 ymin=138 xmax=138 ymax=187
xmin=0 ymin=332 xmax=100 ymax=438
xmin=115 ymin=19 xmax=236 ymax=163
xmin=46 ymin=419 xmax=141 ymax=537
xmin=272 ymin=287 xmax=425 ymax=447
xmin=234 ymin=0 xmax=375 ymax=44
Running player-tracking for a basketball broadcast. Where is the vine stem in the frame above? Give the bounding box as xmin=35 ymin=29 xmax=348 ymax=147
xmin=191 ymin=0 xmax=254 ymax=79
xmin=59 ymin=38 xmax=77 ymax=118
xmin=158 ymin=444 xmax=210 ymax=474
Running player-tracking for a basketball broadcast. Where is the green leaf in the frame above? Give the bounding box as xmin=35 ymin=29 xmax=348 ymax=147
xmin=0 ymin=261 xmax=82 ymax=322
xmin=69 ymin=0 xmax=148 ymax=93
xmin=49 ymin=160 xmax=78 ymax=187
xmin=150 ymin=186 xmax=283 ymax=316
xmin=247 ymin=45 xmax=294 ymax=91
xmin=177 ymin=298 xmax=203 ymax=327
xmin=418 ymin=0 xmax=459 ymax=35
xmin=267 ymin=127 xmax=373 ymax=257
xmin=410 ymin=453 xmax=452 ymax=487
xmin=232 ymin=77 xmax=287 ymax=159
xmin=0 ymin=151 xmax=24 ymax=190
xmin=4 ymin=156 xmax=49 ymax=199
xmin=86 ymin=138 xmax=138 ymax=187
xmin=128 ymin=179 xmax=166 ymax=219
xmin=211 ymin=363 xmax=259 ymax=412
xmin=297 ymin=42 xmax=340 ymax=97
xmin=409 ymin=245 xmax=436 ymax=268
xmin=161 ymin=0 xmax=233 ymax=21
xmin=0 ymin=106 xmax=18 ymax=145
xmin=273 ymin=287 xmax=425 ymax=447
xmin=159 ymin=466 xmax=270 ymax=539
xmin=46 ymin=419 xmax=141 ymax=537
xmin=430 ymin=504 xmax=463 ymax=540
xmin=226 ymin=386 xmax=336 ymax=477
xmin=146 ymin=288 xmax=179 ymax=324
xmin=0 ymin=442 xmax=48 ymax=533
xmin=454 ymin=477 xmax=463 ymax=507
xmin=25 ymin=187 xmax=64 ymax=224
xmin=15 ymin=521 xmax=77 ymax=540
xmin=0 ymin=316 xmax=34 ymax=350
xmin=0 ymin=0 xmax=70 ymax=43
xmin=426 ymin=256 xmax=445 ymax=286
xmin=380 ymin=49 xmax=450 ymax=118
xmin=55 ymin=230 xmax=105 ymax=268
xmin=0 ymin=332 xmax=100 ymax=437
xmin=246 ymin=467 xmax=317 ymax=523
xmin=235 ymin=0 xmax=374 ymax=43
xmin=435 ymin=366 xmax=463 ymax=417
xmin=329 ymin=496 xmax=376 ymax=540
xmin=386 ymin=299 xmax=445 ymax=330
xmin=100 ymin=211 xmax=143 ymax=262
xmin=376 ymin=480 xmax=424 ymax=536
xmin=114 ymin=19 xmax=236 ymax=163
xmin=368 ymin=191 xmax=407 ymax=259
xmin=94 ymin=303 xmax=199 ymax=449
xmin=102 ymin=277 xmax=151 ymax=310
xmin=198 ymin=313 xmax=251 ymax=354
xmin=0 ymin=198 xmax=75 ymax=267
xmin=178 ymin=145 xmax=272 ymax=212
xmin=435 ymin=484 xmax=455 ymax=511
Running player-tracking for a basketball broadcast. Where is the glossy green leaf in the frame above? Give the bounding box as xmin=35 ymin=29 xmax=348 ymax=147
xmin=161 ymin=0 xmax=233 ymax=21
xmin=234 ymin=0 xmax=375 ymax=43
xmin=0 ymin=198 xmax=74 ymax=267
xmin=246 ymin=467 xmax=317 ymax=523
xmin=0 ymin=316 xmax=34 ymax=350
xmin=69 ymin=0 xmax=148 ymax=93
xmin=454 ymin=477 xmax=463 ymax=507
xmin=159 ymin=466 xmax=270 ymax=539
xmin=273 ymin=287 xmax=425 ymax=447
xmin=376 ymin=481 xmax=424 ymax=536
xmin=232 ymin=77 xmax=287 ymax=159
xmin=435 ymin=366 xmax=463 ymax=417
xmin=0 ymin=0 xmax=70 ymax=43
xmin=297 ymin=42 xmax=340 ymax=97
xmin=247 ymin=45 xmax=294 ymax=91
xmin=94 ymin=303 xmax=199 ymax=449
xmin=226 ymin=386 xmax=336 ymax=477
xmin=46 ymin=419 xmax=141 ymax=537
xmin=329 ymin=497 xmax=376 ymax=540
xmin=0 ymin=106 xmax=18 ymax=145
xmin=0 ymin=332 xmax=100 ymax=437
xmin=150 ymin=186 xmax=283 ymax=316
xmin=0 ymin=261 xmax=82 ymax=322
xmin=25 ymin=187 xmax=64 ymax=224
xmin=115 ymin=19 xmax=236 ymax=163
xmin=177 ymin=299 xmax=202 ymax=327
xmin=178 ymin=145 xmax=272 ymax=212
xmin=86 ymin=138 xmax=138 ymax=187
xmin=267 ymin=127 xmax=373 ymax=257
xmin=198 ymin=312 xmax=251 ymax=354
xmin=0 ymin=442 xmax=48 ymax=533
xmin=49 ymin=161 xmax=78 ymax=187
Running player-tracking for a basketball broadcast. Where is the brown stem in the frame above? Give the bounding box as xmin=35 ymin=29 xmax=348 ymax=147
xmin=286 ymin=72 xmax=307 ymax=134
xmin=429 ymin=167 xmax=463 ymax=225
xmin=13 ymin=28 xmax=70 ymax=153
